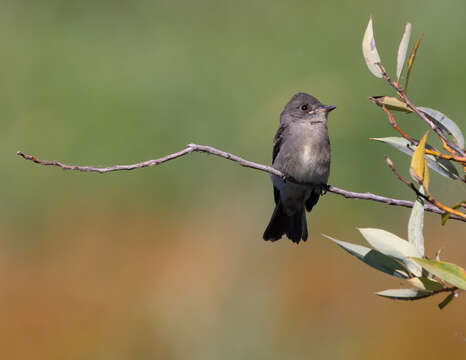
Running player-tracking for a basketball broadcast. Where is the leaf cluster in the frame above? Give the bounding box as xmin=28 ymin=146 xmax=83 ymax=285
xmin=325 ymin=18 xmax=465 ymax=309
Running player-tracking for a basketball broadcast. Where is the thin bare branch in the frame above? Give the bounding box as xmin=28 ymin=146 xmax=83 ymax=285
xmin=381 ymin=105 xmax=416 ymax=144
xmin=16 ymin=147 xmax=196 ymax=174
xmin=325 ymin=185 xmax=463 ymax=219
xmin=17 ymin=145 xmax=466 ymax=222
xmin=17 ymin=144 xmax=284 ymax=177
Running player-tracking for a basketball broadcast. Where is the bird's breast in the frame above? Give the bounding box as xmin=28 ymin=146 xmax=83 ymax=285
xmin=291 ymin=127 xmax=330 ymax=184
xmin=300 ymin=144 xmax=312 ymax=165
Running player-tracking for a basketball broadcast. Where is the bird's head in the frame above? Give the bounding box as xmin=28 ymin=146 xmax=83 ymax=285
xmin=281 ymin=92 xmax=336 ymax=125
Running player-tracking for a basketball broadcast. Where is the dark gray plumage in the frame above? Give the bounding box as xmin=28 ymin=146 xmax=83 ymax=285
xmin=263 ymin=93 xmax=335 ymax=243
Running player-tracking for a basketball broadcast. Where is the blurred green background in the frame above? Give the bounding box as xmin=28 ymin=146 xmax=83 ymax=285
xmin=2 ymin=0 xmax=465 ymax=359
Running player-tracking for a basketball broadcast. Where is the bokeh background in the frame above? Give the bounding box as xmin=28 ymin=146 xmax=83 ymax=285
xmin=2 ymin=0 xmax=465 ymax=359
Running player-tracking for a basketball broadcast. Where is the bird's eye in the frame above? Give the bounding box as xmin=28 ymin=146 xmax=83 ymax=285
xmin=300 ymin=104 xmax=308 ymax=111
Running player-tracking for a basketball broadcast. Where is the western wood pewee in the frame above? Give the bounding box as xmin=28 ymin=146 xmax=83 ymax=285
xmin=263 ymin=93 xmax=335 ymax=243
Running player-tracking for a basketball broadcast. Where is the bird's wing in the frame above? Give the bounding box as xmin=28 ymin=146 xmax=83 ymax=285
xmin=272 ymin=124 xmax=287 ymax=205
xmin=305 ymin=188 xmax=320 ymax=212
xmin=273 ymin=186 xmax=280 ymax=205
xmin=272 ymin=123 xmax=286 ymax=163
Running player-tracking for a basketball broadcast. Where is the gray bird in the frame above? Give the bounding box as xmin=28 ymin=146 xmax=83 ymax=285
xmin=263 ymin=93 xmax=335 ymax=243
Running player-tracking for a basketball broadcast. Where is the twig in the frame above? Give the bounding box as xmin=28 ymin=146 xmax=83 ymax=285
xmin=378 ymin=65 xmax=465 ymax=157
xmin=385 ymin=156 xmax=466 ymax=219
xmin=432 ymin=286 xmax=457 ymax=294
xmin=439 ymin=138 xmax=466 ymax=172
xmin=381 ymin=105 xmax=415 ymax=144
xmin=16 ymin=147 xmax=197 ymax=174
xmin=17 ymin=144 xmax=284 ymax=177
xmin=424 ymin=149 xmax=466 ymax=165
xmin=326 ymin=186 xmax=462 ymax=219
xmin=16 ymin=145 xmax=466 ymax=222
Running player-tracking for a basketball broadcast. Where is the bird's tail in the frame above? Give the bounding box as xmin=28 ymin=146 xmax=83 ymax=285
xmin=263 ymin=201 xmax=308 ymax=243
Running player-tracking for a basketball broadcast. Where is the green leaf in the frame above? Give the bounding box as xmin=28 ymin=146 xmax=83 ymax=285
xmin=396 ymin=23 xmax=412 ymax=83
xmin=323 ymin=234 xmax=409 ymax=278
xmin=438 ymin=292 xmax=455 ymax=310
xmin=376 ymin=288 xmax=431 ymax=300
xmin=410 ymin=258 xmax=466 ymax=290
xmin=407 ymin=277 xmax=443 ymax=291
xmin=358 ymin=228 xmax=422 ymax=277
xmin=441 ymin=201 xmax=465 ymax=225
xmin=371 ymin=137 xmax=459 ymax=180
xmin=408 ymin=187 xmax=425 ymax=256
xmin=417 ymin=107 xmax=465 ymax=149
xmin=369 ymin=96 xmax=412 ymax=112
xmin=362 ymin=17 xmax=383 ymax=78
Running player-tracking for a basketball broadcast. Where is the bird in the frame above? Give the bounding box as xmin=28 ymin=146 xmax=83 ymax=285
xmin=263 ymin=92 xmax=335 ymax=243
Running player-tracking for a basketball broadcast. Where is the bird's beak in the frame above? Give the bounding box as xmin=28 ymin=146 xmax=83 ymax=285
xmin=322 ymin=105 xmax=336 ymax=113
xmin=311 ymin=105 xmax=336 ymax=114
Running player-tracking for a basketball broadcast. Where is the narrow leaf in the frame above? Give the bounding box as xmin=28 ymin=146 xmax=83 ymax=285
xmin=410 ymin=258 xmax=466 ymax=290
xmin=441 ymin=201 xmax=465 ymax=225
xmin=407 ymin=277 xmax=443 ymax=291
xmin=417 ymin=107 xmax=465 ymax=149
xmin=404 ymin=35 xmax=422 ymax=92
xmin=362 ymin=17 xmax=383 ymax=78
xmin=438 ymin=292 xmax=455 ymax=309
xmin=408 ymin=187 xmax=425 ymax=256
xmin=359 ymin=228 xmax=422 ymax=276
xmin=396 ymin=23 xmax=412 ymax=83
xmin=371 ymin=137 xmax=459 ymax=180
xmin=323 ymin=234 xmax=409 ymax=278
xmin=409 ymin=132 xmax=428 ymax=184
xmin=423 ymin=160 xmax=430 ymax=191
xmin=376 ymin=288 xmax=431 ymax=300
xmin=369 ymin=96 xmax=412 ymax=112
